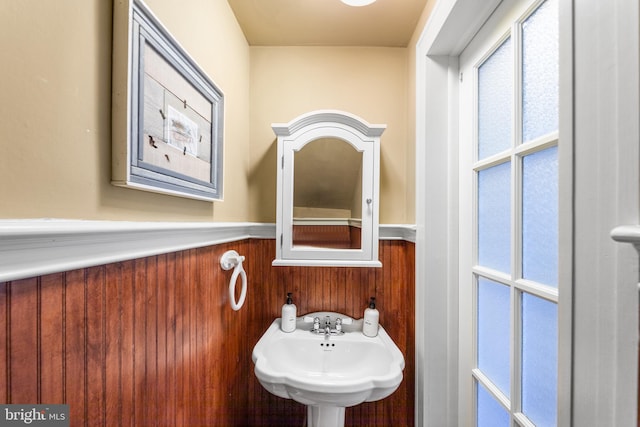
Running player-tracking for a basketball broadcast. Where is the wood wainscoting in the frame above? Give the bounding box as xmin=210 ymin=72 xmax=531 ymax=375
xmin=0 ymin=239 xmax=414 ymax=426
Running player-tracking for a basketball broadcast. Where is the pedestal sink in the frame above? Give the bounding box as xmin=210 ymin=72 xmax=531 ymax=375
xmin=251 ymin=312 xmax=405 ymax=427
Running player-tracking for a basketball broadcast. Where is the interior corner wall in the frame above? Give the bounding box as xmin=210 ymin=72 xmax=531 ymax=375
xmin=248 ymin=46 xmax=410 ymax=224
xmin=406 ymin=0 xmax=438 ymax=225
xmin=0 ymin=0 xmax=251 ymax=222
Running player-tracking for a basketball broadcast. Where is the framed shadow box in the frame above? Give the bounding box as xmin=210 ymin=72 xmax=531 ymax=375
xmin=112 ymin=0 xmax=224 ymax=201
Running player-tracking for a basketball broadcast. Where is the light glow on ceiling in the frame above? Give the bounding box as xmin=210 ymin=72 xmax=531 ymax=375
xmin=340 ymin=0 xmax=376 ymax=6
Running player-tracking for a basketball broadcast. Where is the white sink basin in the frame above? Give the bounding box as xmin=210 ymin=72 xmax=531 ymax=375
xmin=252 ymin=312 xmax=404 ymax=426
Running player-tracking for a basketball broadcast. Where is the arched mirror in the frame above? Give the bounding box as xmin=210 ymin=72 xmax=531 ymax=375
xmin=293 ymin=138 xmax=363 ymax=249
xmin=272 ymin=110 xmax=385 ymax=266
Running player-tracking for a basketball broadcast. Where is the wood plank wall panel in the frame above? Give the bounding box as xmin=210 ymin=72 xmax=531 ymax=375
xmin=0 ymin=238 xmax=414 ymax=427
xmin=9 ymin=278 xmax=39 ymax=403
xmin=0 ymin=281 xmax=6 ymax=404
xmin=40 ymin=273 xmax=64 ymax=404
xmin=246 ymin=239 xmax=415 ymax=427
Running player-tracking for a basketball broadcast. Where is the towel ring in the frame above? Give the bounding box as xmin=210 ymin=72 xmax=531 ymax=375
xmin=220 ymin=250 xmax=247 ymax=311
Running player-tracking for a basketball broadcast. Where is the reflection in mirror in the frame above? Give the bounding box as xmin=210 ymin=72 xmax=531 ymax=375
xmin=293 ymin=138 xmax=363 ymax=249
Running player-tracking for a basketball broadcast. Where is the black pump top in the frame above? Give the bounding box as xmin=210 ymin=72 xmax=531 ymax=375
xmin=369 ymin=297 xmax=376 ymax=309
xmin=286 ymin=292 xmax=293 ymax=304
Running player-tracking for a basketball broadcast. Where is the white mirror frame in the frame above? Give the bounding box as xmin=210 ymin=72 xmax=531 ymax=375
xmin=272 ymin=110 xmax=385 ymax=267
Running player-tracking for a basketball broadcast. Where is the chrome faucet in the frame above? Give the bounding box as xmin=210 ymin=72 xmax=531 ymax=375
xmin=304 ymin=314 xmax=351 ymax=337
xmin=324 ymin=316 xmax=332 ymax=336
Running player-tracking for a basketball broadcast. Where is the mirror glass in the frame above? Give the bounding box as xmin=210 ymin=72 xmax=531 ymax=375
xmin=293 ymin=138 xmax=363 ymax=249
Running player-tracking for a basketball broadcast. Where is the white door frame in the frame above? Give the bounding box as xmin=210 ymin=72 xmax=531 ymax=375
xmin=415 ymin=0 xmax=640 ymax=425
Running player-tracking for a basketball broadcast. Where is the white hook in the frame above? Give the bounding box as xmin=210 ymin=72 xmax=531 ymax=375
xmin=220 ymin=250 xmax=247 ymax=311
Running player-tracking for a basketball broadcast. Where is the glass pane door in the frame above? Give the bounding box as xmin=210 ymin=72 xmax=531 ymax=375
xmin=461 ymin=0 xmax=559 ymax=425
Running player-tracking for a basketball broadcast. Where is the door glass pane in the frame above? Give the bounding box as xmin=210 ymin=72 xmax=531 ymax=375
xmin=522 ymin=0 xmax=559 ymax=142
xmin=477 ymin=278 xmax=511 ymax=397
xmin=478 ymin=37 xmax=513 ymax=159
xmin=478 ymin=162 xmax=511 ymax=273
xmin=477 ymin=382 xmax=510 ymax=427
xmin=522 ymin=146 xmax=558 ymax=286
xmin=468 ymin=1 xmax=560 ymax=425
xmin=522 ymin=293 xmax=558 ymax=427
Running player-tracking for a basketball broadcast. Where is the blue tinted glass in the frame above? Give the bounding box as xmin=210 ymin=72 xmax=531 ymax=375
xmin=522 ymin=294 xmax=558 ymax=427
xmin=478 ymin=37 xmax=513 ymax=159
xmin=477 ymin=382 xmax=510 ymax=427
xmin=522 ymin=0 xmax=559 ymax=142
xmin=522 ymin=147 xmax=558 ymax=286
xmin=478 ymin=162 xmax=511 ymax=273
xmin=477 ymin=278 xmax=511 ymax=397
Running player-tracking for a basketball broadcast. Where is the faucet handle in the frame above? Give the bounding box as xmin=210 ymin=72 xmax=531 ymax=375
xmin=303 ymin=316 xmax=322 ymax=332
xmin=335 ymin=317 xmax=343 ymax=332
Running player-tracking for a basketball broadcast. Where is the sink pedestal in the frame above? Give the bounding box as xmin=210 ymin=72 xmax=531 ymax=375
xmin=307 ymin=405 xmax=345 ymax=427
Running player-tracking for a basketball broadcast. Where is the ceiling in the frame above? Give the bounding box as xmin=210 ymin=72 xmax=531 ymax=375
xmin=227 ymin=0 xmax=430 ymax=47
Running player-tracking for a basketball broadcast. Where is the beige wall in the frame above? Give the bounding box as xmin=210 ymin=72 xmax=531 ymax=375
xmin=0 ymin=0 xmax=251 ymax=221
xmin=248 ymin=46 xmax=410 ymax=224
xmin=1 ymin=0 xmax=432 ymax=225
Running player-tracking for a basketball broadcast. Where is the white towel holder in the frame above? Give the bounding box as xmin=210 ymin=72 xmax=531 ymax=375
xmin=220 ymin=250 xmax=247 ymax=311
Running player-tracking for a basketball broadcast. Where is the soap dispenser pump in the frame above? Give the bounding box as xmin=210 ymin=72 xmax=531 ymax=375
xmin=281 ymin=292 xmax=297 ymax=333
xmin=362 ymin=297 xmax=379 ymax=337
